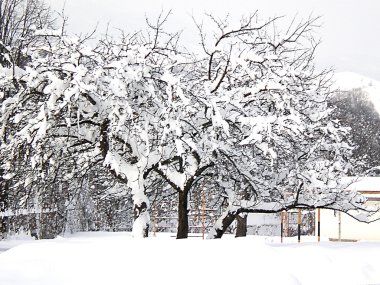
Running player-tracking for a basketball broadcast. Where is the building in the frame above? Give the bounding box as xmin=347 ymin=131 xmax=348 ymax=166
xmin=319 ymin=177 xmax=380 ymax=241
xmin=247 ymin=177 xmax=380 ymax=241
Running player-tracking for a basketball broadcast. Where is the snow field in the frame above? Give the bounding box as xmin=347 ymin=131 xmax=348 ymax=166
xmin=0 ymin=232 xmax=379 ymax=285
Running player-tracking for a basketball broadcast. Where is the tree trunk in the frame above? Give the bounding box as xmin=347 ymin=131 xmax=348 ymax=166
xmin=0 ymin=177 xmax=8 ymax=239
xmin=132 ymin=201 xmax=149 ymax=238
xmin=177 ymin=191 xmax=189 ymax=239
xmin=207 ymin=206 xmax=238 ymax=239
xmin=235 ymin=213 xmax=247 ymax=237
xmin=130 ymin=175 xmax=150 ymax=238
xmin=131 ymin=172 xmax=150 ymax=238
xmin=100 ymin=119 xmax=150 ymax=238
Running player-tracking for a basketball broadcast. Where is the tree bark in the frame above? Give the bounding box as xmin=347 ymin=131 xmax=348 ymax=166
xmin=100 ymin=119 xmax=150 ymax=238
xmin=0 ymin=177 xmax=8 ymax=239
xmin=132 ymin=201 xmax=149 ymax=238
xmin=177 ymin=190 xmax=189 ymax=239
xmin=235 ymin=213 xmax=247 ymax=237
xmin=207 ymin=206 xmax=238 ymax=239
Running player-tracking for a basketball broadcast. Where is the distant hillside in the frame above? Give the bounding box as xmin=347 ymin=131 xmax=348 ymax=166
xmin=333 ymin=72 xmax=380 ymax=114
xmin=331 ymin=72 xmax=380 ymax=171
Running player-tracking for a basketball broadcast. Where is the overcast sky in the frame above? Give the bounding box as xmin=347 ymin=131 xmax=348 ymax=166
xmin=47 ymin=0 xmax=380 ymax=81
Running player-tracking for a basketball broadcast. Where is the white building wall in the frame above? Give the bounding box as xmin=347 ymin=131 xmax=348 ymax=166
xmin=319 ymin=209 xmax=380 ymax=241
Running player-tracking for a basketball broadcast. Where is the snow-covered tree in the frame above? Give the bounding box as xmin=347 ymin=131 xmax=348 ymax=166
xmin=0 ymin=0 xmax=56 ymax=67
xmin=330 ymin=88 xmax=380 ymax=173
xmin=1 ymin=11 xmax=377 ymax=240
xmin=186 ymin=14 xmax=377 ymax=238
xmin=0 ymin=0 xmax=57 ymax=238
xmin=0 ymin=11 xmax=210 ymax=237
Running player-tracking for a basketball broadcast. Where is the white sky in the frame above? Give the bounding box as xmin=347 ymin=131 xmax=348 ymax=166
xmin=47 ymin=0 xmax=380 ymax=81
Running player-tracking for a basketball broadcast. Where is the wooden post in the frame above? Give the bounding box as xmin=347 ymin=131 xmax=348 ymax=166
xmin=202 ymin=188 xmax=205 ymax=240
xmin=298 ymin=208 xmax=301 ymax=243
xmin=284 ymin=211 xmax=288 ymax=238
xmin=338 ymin=211 xmax=342 ymax=242
xmin=280 ymin=211 xmax=283 ymax=243
xmin=153 ymin=207 xmax=157 ymax=237
xmin=317 ymin=208 xmax=320 ymax=242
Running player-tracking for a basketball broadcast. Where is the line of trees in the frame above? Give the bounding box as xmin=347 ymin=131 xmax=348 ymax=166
xmin=0 ymin=2 xmax=378 ymax=239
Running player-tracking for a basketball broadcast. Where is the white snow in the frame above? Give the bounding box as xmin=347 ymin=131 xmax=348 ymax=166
xmin=334 ymin=72 xmax=380 ymax=91
xmin=342 ymin=177 xmax=380 ymax=192
xmin=0 ymin=232 xmax=380 ymax=285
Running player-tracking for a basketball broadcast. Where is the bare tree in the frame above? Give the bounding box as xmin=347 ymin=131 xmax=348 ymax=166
xmin=0 ymin=0 xmax=56 ymax=67
xmin=0 ymin=0 xmax=56 ymax=239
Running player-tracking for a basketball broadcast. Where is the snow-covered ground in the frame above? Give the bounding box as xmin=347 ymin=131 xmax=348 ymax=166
xmin=0 ymin=232 xmax=379 ymax=285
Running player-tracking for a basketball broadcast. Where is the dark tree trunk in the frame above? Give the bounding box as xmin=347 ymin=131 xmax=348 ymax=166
xmin=235 ymin=213 xmax=247 ymax=237
xmin=207 ymin=207 xmax=238 ymax=239
xmin=0 ymin=174 xmax=8 ymax=239
xmin=177 ymin=191 xmax=189 ymax=239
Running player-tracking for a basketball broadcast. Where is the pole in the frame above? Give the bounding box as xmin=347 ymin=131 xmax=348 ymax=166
xmin=280 ymin=211 xmax=283 ymax=243
xmin=153 ymin=206 xmax=157 ymax=237
xmin=298 ymin=208 xmax=301 ymax=243
xmin=338 ymin=211 xmax=341 ymax=242
xmin=202 ymin=188 xmax=205 ymax=240
xmin=284 ymin=211 xmax=288 ymax=238
xmin=317 ymin=208 xmax=320 ymax=242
